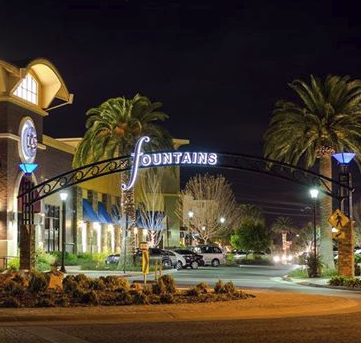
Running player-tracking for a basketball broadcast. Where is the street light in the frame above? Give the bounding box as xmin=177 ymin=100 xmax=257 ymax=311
xmin=59 ymin=191 xmax=68 ymax=273
xmin=188 ymin=210 xmax=194 ymax=218
xmin=309 ymin=188 xmax=319 ymax=258
xmin=220 ymin=217 xmax=226 ymax=224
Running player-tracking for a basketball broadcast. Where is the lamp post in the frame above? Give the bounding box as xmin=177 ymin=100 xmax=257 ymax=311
xmin=309 ymin=188 xmax=319 ymax=257
xmin=59 ymin=192 xmax=68 ymax=273
xmin=188 ymin=210 xmax=194 ymax=245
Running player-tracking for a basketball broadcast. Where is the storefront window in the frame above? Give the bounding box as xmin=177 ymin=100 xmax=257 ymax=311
xmin=44 ymin=204 xmax=60 ymax=252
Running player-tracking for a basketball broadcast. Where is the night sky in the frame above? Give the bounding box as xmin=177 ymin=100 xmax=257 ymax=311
xmin=1 ymin=0 xmax=361 ymax=225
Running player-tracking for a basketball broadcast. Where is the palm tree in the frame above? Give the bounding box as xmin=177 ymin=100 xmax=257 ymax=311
xmin=264 ymin=75 xmax=361 ymax=267
xmin=73 ymin=94 xmax=173 ymax=266
xmin=271 ymin=216 xmax=296 ymax=254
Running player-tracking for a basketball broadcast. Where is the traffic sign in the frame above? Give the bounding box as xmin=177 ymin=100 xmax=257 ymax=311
xmin=328 ymin=209 xmax=350 ymax=229
xmin=332 ymin=229 xmax=346 ymax=240
xmin=139 ymin=242 xmax=149 ymax=250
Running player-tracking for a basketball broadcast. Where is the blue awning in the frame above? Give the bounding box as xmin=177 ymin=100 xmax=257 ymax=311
xmin=82 ymin=199 xmax=100 ymax=223
xmin=111 ymin=205 xmax=121 ymax=224
xmin=98 ymin=202 xmax=113 ymax=224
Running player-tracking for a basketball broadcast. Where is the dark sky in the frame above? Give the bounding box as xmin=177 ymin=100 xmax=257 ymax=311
xmin=1 ymin=0 xmax=361 ymax=225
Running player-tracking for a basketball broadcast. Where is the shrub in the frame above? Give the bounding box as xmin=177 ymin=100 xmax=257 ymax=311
xmin=321 ymin=268 xmax=338 ymax=278
xmin=133 ymin=291 xmax=149 ymax=305
xmin=2 ymin=296 xmax=21 ymax=308
xmin=116 ymin=291 xmax=133 ymax=305
xmin=130 ymin=282 xmax=142 ymax=291
xmin=101 ymin=276 xmax=129 ymax=291
xmin=159 ymin=275 xmax=176 ymax=294
xmin=214 ymin=280 xmax=224 ymax=294
xmin=28 ymin=272 xmax=48 ymax=293
xmin=36 ymin=297 xmax=56 ymax=307
xmin=224 ymin=281 xmax=236 ymax=295
xmin=81 ymin=290 xmax=99 ymax=305
xmin=142 ymin=285 xmax=153 ymax=296
xmin=4 ymin=280 xmax=25 ymax=296
xmin=63 ymin=275 xmax=79 ymax=294
xmin=12 ymin=273 xmax=29 ymax=287
xmin=56 ymin=295 xmax=70 ymax=307
xmin=8 ymin=257 xmax=20 ymax=270
xmin=186 ymin=286 xmax=200 ymax=297
xmin=214 ymin=280 xmax=236 ymax=295
xmin=90 ymin=279 xmax=106 ymax=291
xmin=195 ymin=282 xmax=209 ymax=294
xmin=329 ymin=276 xmax=361 ymax=288
xmin=160 ymin=293 xmax=174 ymax=304
xmin=35 ymin=249 xmax=56 ymax=272
xmin=152 ymin=279 xmax=166 ymax=295
xmin=74 ymin=274 xmax=91 ymax=288
xmin=287 ymin=268 xmax=308 ymax=278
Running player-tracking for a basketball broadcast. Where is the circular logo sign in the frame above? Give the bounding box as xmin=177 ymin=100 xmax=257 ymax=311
xmin=19 ymin=119 xmax=37 ymax=163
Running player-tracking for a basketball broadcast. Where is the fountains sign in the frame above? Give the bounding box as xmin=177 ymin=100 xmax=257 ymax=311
xmin=121 ymin=136 xmax=218 ymax=190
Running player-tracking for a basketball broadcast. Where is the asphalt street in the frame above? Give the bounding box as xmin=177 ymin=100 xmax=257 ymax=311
xmin=3 ymin=264 xmax=361 ymax=343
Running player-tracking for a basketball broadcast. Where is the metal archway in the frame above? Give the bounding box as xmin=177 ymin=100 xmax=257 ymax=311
xmin=18 ymin=151 xmax=351 ymax=212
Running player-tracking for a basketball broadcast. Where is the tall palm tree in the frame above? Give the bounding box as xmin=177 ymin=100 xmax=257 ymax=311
xmin=271 ymin=216 xmax=296 ymax=253
xmin=73 ymin=94 xmax=173 ymax=265
xmin=264 ymin=75 xmax=361 ymax=267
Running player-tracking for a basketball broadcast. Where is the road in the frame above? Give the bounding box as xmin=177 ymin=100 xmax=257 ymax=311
xmin=3 ymin=264 xmax=361 ymax=343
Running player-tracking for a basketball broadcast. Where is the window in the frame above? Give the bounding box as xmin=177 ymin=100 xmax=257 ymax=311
xmin=13 ymin=74 xmax=38 ymax=105
xmin=44 ymin=204 xmax=60 ymax=252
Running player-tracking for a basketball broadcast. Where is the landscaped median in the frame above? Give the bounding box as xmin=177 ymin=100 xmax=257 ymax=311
xmin=0 ymin=270 xmax=253 ymax=308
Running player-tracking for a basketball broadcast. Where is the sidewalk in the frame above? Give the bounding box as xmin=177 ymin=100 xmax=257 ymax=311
xmin=0 ymin=290 xmax=360 ymax=325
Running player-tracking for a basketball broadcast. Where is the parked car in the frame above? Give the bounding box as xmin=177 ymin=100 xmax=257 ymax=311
xmin=233 ymin=250 xmax=248 ymax=261
xmin=105 ymin=254 xmax=120 ymax=265
xmin=162 ymin=249 xmax=187 ymax=269
xmin=173 ymin=249 xmax=205 ymax=269
xmin=134 ymin=248 xmax=185 ymax=269
xmin=191 ymin=245 xmax=225 ymax=267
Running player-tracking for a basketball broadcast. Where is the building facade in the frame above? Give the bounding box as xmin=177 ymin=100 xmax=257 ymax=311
xmin=0 ymin=57 xmax=184 ymax=266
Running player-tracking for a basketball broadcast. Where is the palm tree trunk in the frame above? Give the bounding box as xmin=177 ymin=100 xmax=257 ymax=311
xmin=118 ymin=164 xmax=136 ymax=270
xmin=319 ymin=154 xmax=335 ymax=268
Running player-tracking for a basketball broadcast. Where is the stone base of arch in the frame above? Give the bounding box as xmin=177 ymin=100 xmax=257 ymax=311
xmin=19 ymin=224 xmax=35 ymax=270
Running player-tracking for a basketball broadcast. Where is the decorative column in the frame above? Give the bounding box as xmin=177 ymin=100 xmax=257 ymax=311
xmin=72 ymin=187 xmax=83 ymax=255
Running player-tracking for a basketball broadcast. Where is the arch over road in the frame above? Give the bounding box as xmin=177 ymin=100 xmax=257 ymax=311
xmin=18 ymin=150 xmax=350 ymax=207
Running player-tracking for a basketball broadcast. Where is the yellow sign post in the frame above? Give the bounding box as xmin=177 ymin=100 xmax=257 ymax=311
xmin=140 ymin=242 xmax=149 ymax=286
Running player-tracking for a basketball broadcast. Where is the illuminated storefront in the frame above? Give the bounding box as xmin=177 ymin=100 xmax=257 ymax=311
xmin=0 ymin=58 xmax=183 ymax=264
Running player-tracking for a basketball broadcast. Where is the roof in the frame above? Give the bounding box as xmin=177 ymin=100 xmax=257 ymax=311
xmin=0 ymin=57 xmax=73 ymax=111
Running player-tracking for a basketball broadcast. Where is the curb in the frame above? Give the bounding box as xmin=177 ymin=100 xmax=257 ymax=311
xmin=282 ymin=275 xmax=361 ymax=292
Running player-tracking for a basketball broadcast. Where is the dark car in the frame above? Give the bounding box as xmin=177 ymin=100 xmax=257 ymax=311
xmin=174 ymin=249 xmax=205 ymax=269
xmin=105 ymin=254 xmax=120 ymax=265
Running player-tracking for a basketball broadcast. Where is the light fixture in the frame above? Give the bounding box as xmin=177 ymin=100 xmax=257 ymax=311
xmin=220 ymin=217 xmax=226 ymax=224
xmin=188 ymin=210 xmax=194 ymax=218
xmin=309 ymin=188 xmax=319 ymax=199
xmin=59 ymin=192 xmax=68 ymax=201
xmin=332 ymin=152 xmax=356 ymax=165
xmin=19 ymin=163 xmax=38 ymax=174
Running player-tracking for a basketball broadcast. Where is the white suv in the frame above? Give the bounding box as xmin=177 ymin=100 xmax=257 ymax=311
xmin=192 ymin=245 xmax=225 ymax=267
